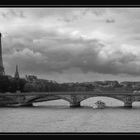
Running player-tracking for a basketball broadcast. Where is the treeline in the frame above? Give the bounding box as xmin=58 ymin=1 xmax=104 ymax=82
xmin=21 ymin=80 xmax=140 ymax=92
xmin=0 ymin=75 xmax=139 ymax=93
xmin=0 ymin=75 xmax=26 ymax=93
xmin=0 ymin=76 xmax=99 ymax=92
xmin=24 ymin=82 xmax=95 ymax=92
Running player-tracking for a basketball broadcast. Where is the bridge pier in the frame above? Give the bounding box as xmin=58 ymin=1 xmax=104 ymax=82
xmin=19 ymin=103 xmax=33 ymax=107
xmin=70 ymin=102 xmax=81 ymax=108
xmin=124 ymin=102 xmax=132 ymax=108
xmin=123 ymin=96 xmax=133 ymax=108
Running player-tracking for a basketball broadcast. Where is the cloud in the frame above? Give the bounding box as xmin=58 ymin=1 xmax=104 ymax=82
xmin=1 ymin=8 xmax=140 ymax=82
xmin=0 ymin=8 xmax=25 ymax=19
xmin=106 ymin=18 xmax=115 ymax=23
xmin=3 ymin=27 xmax=140 ymax=78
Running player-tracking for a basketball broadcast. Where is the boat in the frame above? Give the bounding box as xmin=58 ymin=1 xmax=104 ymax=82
xmin=93 ymin=100 xmax=106 ymax=109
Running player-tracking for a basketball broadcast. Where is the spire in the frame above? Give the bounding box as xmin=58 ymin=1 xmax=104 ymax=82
xmin=14 ymin=65 xmax=20 ymax=79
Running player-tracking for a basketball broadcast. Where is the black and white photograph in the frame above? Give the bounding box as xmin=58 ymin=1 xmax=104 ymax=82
xmin=1 ymin=6 xmax=140 ymax=134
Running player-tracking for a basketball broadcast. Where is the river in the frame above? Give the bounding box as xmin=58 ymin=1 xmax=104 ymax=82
xmin=0 ymin=97 xmax=140 ymax=133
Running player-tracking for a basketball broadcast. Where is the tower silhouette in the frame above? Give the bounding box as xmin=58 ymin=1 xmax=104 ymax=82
xmin=0 ymin=33 xmax=5 ymax=75
xmin=14 ymin=65 xmax=20 ymax=79
xmin=14 ymin=65 xmax=20 ymax=92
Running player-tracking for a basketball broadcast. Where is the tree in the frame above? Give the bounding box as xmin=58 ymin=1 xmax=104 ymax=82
xmin=0 ymin=75 xmax=10 ymax=93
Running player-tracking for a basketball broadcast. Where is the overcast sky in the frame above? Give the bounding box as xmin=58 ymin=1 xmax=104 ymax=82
xmin=1 ymin=8 xmax=140 ymax=82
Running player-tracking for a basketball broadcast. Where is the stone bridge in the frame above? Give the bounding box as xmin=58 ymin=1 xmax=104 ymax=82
xmin=1 ymin=90 xmax=140 ymax=108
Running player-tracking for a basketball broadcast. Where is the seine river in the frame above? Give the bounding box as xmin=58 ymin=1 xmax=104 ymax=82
xmin=1 ymin=97 xmax=140 ymax=133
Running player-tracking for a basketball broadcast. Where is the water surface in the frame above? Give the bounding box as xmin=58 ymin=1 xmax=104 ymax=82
xmin=0 ymin=97 xmax=140 ymax=132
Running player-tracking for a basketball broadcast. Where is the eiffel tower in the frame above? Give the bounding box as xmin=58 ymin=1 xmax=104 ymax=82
xmin=0 ymin=33 xmax=5 ymax=75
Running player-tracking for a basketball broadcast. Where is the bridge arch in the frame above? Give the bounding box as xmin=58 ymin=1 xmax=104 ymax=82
xmin=25 ymin=94 xmax=74 ymax=105
xmin=78 ymin=95 xmax=125 ymax=103
xmin=80 ymin=96 xmax=124 ymax=107
xmin=25 ymin=95 xmax=60 ymax=104
xmin=23 ymin=94 xmax=72 ymax=107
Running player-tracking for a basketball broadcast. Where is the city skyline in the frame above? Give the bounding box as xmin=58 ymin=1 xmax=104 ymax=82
xmin=1 ymin=8 xmax=140 ymax=82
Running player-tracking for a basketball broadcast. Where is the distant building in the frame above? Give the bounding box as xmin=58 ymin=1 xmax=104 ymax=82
xmin=92 ymin=80 xmax=120 ymax=87
xmin=25 ymin=75 xmax=38 ymax=82
xmin=120 ymin=81 xmax=140 ymax=88
xmin=120 ymin=81 xmax=133 ymax=87
xmin=93 ymin=81 xmax=106 ymax=86
xmin=81 ymin=82 xmax=95 ymax=86
xmin=104 ymin=81 xmax=119 ymax=87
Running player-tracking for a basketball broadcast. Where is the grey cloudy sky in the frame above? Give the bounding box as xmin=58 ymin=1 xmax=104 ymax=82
xmin=1 ymin=8 xmax=140 ymax=82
